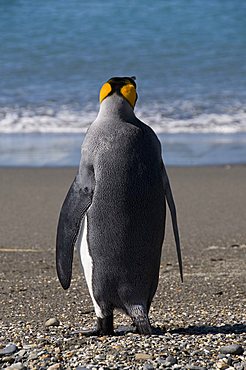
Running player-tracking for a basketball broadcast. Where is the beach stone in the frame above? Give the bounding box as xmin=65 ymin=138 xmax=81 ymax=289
xmin=216 ymin=359 xmax=229 ymax=369
xmin=0 ymin=344 xmax=18 ymax=356
xmin=233 ymin=363 xmax=243 ymax=370
xmin=218 ymin=354 xmax=227 ymax=359
xmin=143 ymin=364 xmax=154 ymax=370
xmin=22 ymin=345 xmax=36 ymax=350
xmin=156 ymin=357 xmax=166 ymax=364
xmin=227 ymin=357 xmax=233 ymax=366
xmin=187 ymin=367 xmax=207 ymax=370
xmin=16 ymin=350 xmax=26 ymax=358
xmin=219 ymin=345 xmax=244 ymax=356
xmin=94 ymin=354 xmax=106 ymax=360
xmin=4 ymin=363 xmax=26 ymax=370
xmin=164 ymin=355 xmax=177 ymax=366
xmin=47 ymin=364 xmax=61 ymax=370
xmin=135 ymin=353 xmax=153 ymax=360
xmin=45 ymin=317 xmax=60 ymax=327
xmin=28 ymin=351 xmax=39 ymax=360
xmin=2 ymin=355 xmax=15 ymax=363
xmin=36 ymin=337 xmax=49 ymax=345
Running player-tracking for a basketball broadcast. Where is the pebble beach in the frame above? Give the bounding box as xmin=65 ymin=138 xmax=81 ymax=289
xmin=0 ymin=166 xmax=245 ymax=370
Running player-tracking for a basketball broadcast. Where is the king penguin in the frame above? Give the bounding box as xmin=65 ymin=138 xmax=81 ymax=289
xmin=56 ymin=76 xmax=183 ymax=335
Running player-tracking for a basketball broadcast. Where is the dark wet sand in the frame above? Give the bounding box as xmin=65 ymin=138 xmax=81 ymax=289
xmin=0 ymin=165 xmax=245 ymax=327
xmin=0 ymin=165 xmax=245 ymax=250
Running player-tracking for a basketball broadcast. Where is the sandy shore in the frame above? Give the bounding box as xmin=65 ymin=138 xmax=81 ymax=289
xmin=0 ymin=166 xmax=245 ymax=369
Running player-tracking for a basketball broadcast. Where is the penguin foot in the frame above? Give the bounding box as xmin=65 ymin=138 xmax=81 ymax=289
xmin=79 ymin=315 xmax=114 ymax=336
xmin=127 ymin=304 xmax=152 ymax=335
xmin=134 ymin=319 xmax=152 ymax=335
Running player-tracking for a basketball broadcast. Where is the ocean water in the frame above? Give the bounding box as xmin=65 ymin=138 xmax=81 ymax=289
xmin=0 ymin=0 xmax=245 ymax=166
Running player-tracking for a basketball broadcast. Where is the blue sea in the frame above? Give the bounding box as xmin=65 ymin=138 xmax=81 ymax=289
xmin=0 ymin=0 xmax=246 ymax=166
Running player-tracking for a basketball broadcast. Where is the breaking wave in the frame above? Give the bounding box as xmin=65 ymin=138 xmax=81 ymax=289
xmin=0 ymin=102 xmax=246 ymax=134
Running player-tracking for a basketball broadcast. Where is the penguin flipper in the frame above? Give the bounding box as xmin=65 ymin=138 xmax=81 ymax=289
xmin=162 ymin=163 xmax=183 ymax=282
xmin=56 ymin=171 xmax=94 ymax=290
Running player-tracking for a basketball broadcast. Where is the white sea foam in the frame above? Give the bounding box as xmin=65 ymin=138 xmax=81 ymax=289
xmin=0 ymin=106 xmax=96 ymax=134
xmin=137 ymin=101 xmax=246 ymax=134
xmin=0 ymin=103 xmax=246 ymax=134
xmin=138 ymin=110 xmax=246 ymax=134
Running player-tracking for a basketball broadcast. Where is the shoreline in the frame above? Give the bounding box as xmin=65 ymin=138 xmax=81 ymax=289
xmin=0 ymin=163 xmax=246 ymax=168
xmin=1 ymin=132 xmax=246 ymax=167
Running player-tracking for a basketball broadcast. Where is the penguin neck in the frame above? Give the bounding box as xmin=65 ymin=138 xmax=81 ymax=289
xmin=98 ymin=94 xmax=136 ymax=122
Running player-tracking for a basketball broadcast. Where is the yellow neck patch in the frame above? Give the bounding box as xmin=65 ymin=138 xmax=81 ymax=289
xmin=120 ymin=84 xmax=137 ymax=108
xmin=99 ymin=81 xmax=137 ymax=108
xmin=99 ymin=82 xmax=112 ymax=103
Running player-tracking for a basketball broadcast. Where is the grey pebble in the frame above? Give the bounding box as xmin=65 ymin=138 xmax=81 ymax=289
xmin=4 ymin=363 xmax=26 ymax=370
xmin=28 ymin=351 xmax=39 ymax=360
xmin=186 ymin=367 xmax=207 ymax=370
xmin=218 ymin=354 xmax=227 ymax=359
xmin=233 ymin=364 xmax=244 ymax=370
xmin=0 ymin=344 xmax=18 ymax=356
xmin=94 ymin=354 xmax=106 ymax=360
xmin=157 ymin=355 xmax=177 ymax=367
xmin=45 ymin=317 xmax=60 ymax=327
xmin=76 ymin=368 xmax=90 ymax=370
xmin=15 ymin=350 xmax=26 ymax=358
xmin=219 ymin=344 xmax=244 ymax=355
xmin=143 ymin=364 xmax=155 ymax=370
xmin=22 ymin=345 xmax=34 ymax=350
xmin=2 ymin=355 xmax=15 ymax=363
xmin=157 ymin=357 xmax=167 ymax=364
xmin=191 ymin=350 xmax=202 ymax=356
xmin=165 ymin=355 xmax=177 ymax=366
xmin=227 ymin=356 xmax=233 ymax=366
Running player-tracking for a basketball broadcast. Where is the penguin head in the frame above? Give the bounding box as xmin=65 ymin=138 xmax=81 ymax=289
xmin=99 ymin=76 xmax=138 ymax=109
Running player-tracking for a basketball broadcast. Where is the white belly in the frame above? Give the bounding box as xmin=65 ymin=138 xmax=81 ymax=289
xmin=78 ymin=215 xmax=103 ymax=318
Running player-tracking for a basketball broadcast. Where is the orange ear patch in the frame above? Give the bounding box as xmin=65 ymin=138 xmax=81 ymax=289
xmin=120 ymin=84 xmax=137 ymax=108
xmin=99 ymin=82 xmax=112 ymax=103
